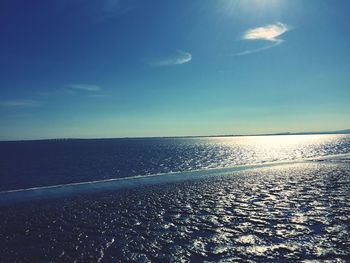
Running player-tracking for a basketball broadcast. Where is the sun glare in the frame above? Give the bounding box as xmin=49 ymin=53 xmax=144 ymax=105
xmin=222 ymin=0 xmax=284 ymax=16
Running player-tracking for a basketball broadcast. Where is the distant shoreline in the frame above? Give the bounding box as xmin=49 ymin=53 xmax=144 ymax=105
xmin=1 ymin=129 xmax=349 ymax=142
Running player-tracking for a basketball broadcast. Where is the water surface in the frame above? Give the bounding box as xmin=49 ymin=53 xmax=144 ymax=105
xmin=1 ymin=160 xmax=349 ymax=262
xmin=1 ymin=134 xmax=349 ymax=191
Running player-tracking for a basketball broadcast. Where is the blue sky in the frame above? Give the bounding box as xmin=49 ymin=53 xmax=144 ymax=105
xmin=0 ymin=0 xmax=349 ymax=140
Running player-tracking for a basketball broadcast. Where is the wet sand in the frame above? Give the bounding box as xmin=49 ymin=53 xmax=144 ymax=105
xmin=1 ymin=159 xmax=350 ymax=262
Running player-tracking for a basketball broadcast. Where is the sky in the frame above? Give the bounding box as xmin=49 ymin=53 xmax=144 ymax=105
xmin=0 ymin=0 xmax=349 ymax=140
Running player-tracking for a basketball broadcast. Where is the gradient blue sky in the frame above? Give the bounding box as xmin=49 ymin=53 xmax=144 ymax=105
xmin=0 ymin=0 xmax=349 ymax=140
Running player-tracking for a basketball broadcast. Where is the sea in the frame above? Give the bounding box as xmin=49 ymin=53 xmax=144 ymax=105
xmin=1 ymin=134 xmax=350 ymax=191
xmin=0 ymin=134 xmax=350 ymax=262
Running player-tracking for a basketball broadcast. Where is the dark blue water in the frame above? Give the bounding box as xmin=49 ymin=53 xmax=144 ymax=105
xmin=1 ymin=158 xmax=350 ymax=262
xmin=1 ymin=134 xmax=350 ymax=262
xmin=1 ymin=134 xmax=350 ymax=191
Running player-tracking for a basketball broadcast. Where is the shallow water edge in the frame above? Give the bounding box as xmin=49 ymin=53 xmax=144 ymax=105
xmin=1 ymin=152 xmax=349 ymax=205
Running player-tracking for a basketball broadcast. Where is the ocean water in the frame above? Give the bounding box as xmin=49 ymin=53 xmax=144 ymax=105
xmin=1 ymin=134 xmax=350 ymax=262
xmin=1 ymin=157 xmax=350 ymax=262
xmin=1 ymin=134 xmax=350 ymax=191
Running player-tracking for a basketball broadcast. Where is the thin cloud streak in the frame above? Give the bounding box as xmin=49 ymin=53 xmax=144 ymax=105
xmin=0 ymin=100 xmax=41 ymax=108
xmin=150 ymin=51 xmax=192 ymax=67
xmin=236 ymin=41 xmax=282 ymax=56
xmin=66 ymin=84 xmax=102 ymax=92
xmin=237 ymin=22 xmax=290 ymax=56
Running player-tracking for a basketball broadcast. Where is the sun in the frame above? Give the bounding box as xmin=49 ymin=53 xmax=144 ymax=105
xmin=221 ymin=0 xmax=284 ymax=16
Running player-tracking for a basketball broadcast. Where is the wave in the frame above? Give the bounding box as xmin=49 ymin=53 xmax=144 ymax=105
xmin=1 ymin=153 xmax=349 ymax=205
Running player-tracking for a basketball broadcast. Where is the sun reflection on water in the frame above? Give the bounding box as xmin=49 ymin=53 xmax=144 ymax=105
xmin=206 ymin=134 xmax=348 ymax=165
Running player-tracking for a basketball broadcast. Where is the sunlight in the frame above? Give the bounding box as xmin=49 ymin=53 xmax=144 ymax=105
xmin=221 ymin=0 xmax=284 ymax=16
xmin=211 ymin=134 xmax=344 ymax=163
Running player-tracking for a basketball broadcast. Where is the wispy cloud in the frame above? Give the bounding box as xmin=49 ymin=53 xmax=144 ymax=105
xmin=237 ymin=22 xmax=290 ymax=55
xmin=66 ymin=84 xmax=102 ymax=92
xmin=150 ymin=50 xmax=192 ymax=67
xmin=236 ymin=42 xmax=281 ymax=56
xmin=0 ymin=100 xmax=41 ymax=108
xmin=242 ymin=22 xmax=289 ymax=42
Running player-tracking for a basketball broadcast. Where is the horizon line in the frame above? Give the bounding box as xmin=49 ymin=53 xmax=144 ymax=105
xmin=1 ymin=129 xmax=349 ymax=142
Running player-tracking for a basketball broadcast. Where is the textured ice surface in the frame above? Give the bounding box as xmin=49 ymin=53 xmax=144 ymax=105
xmin=1 ymin=160 xmax=350 ymax=262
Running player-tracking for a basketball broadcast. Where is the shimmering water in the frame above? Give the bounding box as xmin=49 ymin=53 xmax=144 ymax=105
xmin=1 ymin=134 xmax=349 ymax=191
xmin=1 ymin=134 xmax=350 ymax=262
xmin=1 ymin=160 xmax=349 ymax=262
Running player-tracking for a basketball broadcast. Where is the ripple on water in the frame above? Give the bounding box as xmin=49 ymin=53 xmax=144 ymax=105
xmin=0 ymin=161 xmax=350 ymax=262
